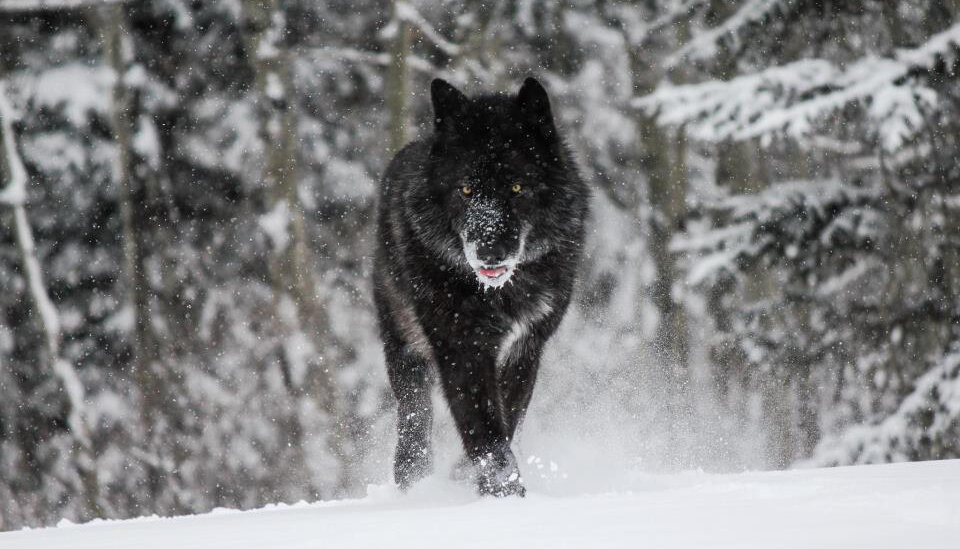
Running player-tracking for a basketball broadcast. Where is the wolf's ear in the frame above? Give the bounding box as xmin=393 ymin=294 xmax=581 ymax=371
xmin=518 ymin=77 xmax=559 ymax=154
xmin=517 ymin=77 xmax=554 ymax=127
xmin=431 ymin=78 xmax=468 ymax=132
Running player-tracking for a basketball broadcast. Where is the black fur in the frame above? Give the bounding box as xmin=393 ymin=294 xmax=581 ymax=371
xmin=373 ymin=77 xmax=589 ymax=496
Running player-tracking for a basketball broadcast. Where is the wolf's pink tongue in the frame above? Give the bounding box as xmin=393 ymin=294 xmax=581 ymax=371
xmin=478 ymin=266 xmax=508 ymax=277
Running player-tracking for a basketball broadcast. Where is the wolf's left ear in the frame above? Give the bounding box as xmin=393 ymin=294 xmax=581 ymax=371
xmin=517 ymin=77 xmax=554 ymax=128
xmin=518 ymin=77 xmax=559 ymax=153
xmin=431 ymin=78 xmax=468 ymax=132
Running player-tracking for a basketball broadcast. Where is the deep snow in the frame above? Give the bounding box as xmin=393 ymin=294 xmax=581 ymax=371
xmin=4 ymin=459 xmax=959 ymax=548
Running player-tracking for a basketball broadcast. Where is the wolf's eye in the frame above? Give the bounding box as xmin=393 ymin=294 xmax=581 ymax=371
xmin=460 ymin=185 xmax=473 ymax=197
xmin=511 ymin=183 xmax=523 ymax=194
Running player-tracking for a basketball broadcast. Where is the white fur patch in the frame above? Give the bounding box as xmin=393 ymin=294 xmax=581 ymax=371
xmin=496 ymin=293 xmax=554 ymax=369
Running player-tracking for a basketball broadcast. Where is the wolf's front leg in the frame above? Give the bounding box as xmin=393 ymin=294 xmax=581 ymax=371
xmin=498 ymin=340 xmax=545 ymax=441
xmin=385 ymin=344 xmax=434 ymax=490
xmin=433 ymin=344 xmax=524 ymax=497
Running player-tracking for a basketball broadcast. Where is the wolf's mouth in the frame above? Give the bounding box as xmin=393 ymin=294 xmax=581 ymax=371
xmin=461 ymin=228 xmax=529 ymax=290
xmin=476 ymin=265 xmax=509 ymax=278
xmin=473 ymin=264 xmax=515 ymax=290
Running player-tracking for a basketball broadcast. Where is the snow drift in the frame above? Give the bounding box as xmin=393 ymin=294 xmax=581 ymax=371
xmin=4 ymin=459 xmax=959 ymax=549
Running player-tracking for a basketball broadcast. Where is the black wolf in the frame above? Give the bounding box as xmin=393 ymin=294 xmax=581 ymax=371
xmin=373 ymin=77 xmax=589 ymax=496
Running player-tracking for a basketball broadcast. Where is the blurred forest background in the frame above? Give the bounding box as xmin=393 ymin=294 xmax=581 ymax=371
xmin=1 ymin=0 xmax=959 ymax=530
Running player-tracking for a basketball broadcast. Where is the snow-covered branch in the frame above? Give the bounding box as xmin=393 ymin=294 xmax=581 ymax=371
xmin=2 ymin=80 xmax=60 ymax=359
xmin=636 ymin=59 xmax=838 ymax=142
xmin=0 ymin=85 xmax=27 ymax=207
xmin=1 ymin=83 xmax=61 ymax=355
xmin=638 ymin=22 xmax=960 ymax=150
xmin=664 ymin=0 xmax=786 ymax=68
xmin=674 ymin=178 xmax=879 ymax=285
xmin=1 ymin=81 xmax=91 ymax=447
xmin=392 ymin=2 xmax=461 ymax=57
xmin=806 ymin=343 xmax=960 ymax=466
xmin=615 ymin=0 xmax=710 ymax=47
xmin=305 ymin=46 xmax=451 ymax=79
xmin=0 ymin=0 xmax=125 ymax=12
xmin=21 ymin=63 xmax=116 ymax=126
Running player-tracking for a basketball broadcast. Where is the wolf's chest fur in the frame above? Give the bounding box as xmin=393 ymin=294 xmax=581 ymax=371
xmin=380 ymin=233 xmax=558 ymax=369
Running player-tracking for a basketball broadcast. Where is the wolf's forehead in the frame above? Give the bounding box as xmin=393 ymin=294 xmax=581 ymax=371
xmin=462 ymin=149 xmax=529 ymax=177
xmin=454 ymin=122 xmax=534 ymax=155
xmin=478 ymin=132 xmax=530 ymax=158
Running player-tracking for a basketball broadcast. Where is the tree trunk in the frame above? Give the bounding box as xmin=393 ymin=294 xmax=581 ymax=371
xmin=240 ymin=0 xmax=350 ymax=497
xmin=624 ymin=9 xmax=693 ymax=464
xmin=643 ymin=120 xmax=690 ymax=373
xmin=101 ymin=2 xmax=155 ymax=408
xmin=626 ymin=5 xmax=691 ymax=383
xmin=386 ymin=0 xmax=411 ymax=155
xmin=98 ymin=2 xmax=192 ymax=514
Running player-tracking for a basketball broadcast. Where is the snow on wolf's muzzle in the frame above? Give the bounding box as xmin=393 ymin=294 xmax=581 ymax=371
xmin=460 ymin=198 xmax=526 ymax=290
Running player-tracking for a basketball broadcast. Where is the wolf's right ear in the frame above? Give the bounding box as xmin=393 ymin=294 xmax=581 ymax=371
xmin=518 ymin=77 xmax=560 ymax=156
xmin=431 ymin=78 xmax=468 ymax=132
xmin=517 ymin=77 xmax=553 ymax=127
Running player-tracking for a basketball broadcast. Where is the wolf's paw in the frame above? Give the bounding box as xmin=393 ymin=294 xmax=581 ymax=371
xmin=479 ymin=473 xmax=526 ymax=497
xmin=450 ymin=455 xmax=474 ymax=482
xmin=475 ymin=449 xmax=526 ymax=497
xmin=394 ymin=447 xmax=433 ymax=492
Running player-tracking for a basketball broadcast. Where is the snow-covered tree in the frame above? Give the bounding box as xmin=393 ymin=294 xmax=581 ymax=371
xmin=640 ymin=0 xmax=960 ymax=464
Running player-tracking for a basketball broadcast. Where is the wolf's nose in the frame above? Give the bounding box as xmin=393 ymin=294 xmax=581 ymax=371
xmin=477 ymin=242 xmax=509 ymax=265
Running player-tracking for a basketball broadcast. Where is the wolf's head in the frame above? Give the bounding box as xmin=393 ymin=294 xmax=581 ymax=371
xmin=410 ymin=77 xmax=577 ymax=290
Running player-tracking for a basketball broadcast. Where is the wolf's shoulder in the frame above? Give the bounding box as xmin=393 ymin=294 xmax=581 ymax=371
xmin=382 ymin=139 xmax=432 ymax=189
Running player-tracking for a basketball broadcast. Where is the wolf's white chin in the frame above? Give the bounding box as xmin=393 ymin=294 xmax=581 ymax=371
xmin=474 ymin=267 xmax=515 ymax=290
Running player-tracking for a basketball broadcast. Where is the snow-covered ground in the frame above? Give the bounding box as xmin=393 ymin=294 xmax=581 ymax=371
xmin=4 ymin=459 xmax=959 ymax=548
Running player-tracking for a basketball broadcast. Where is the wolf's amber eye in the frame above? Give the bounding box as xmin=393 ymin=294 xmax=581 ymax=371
xmin=511 ymin=183 xmax=523 ymax=194
xmin=460 ymin=185 xmax=473 ymax=197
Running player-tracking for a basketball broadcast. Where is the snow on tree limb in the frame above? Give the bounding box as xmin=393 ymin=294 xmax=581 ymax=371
xmin=2 ymin=80 xmax=61 ymax=359
xmin=306 ymin=46 xmax=447 ymax=78
xmin=616 ymin=0 xmax=711 ymax=46
xmin=638 ymin=22 xmax=960 ymax=150
xmin=24 ymin=64 xmax=116 ymax=126
xmin=664 ymin=0 xmax=785 ymax=68
xmin=380 ymin=2 xmax=462 ymax=57
xmin=1 ymin=80 xmax=92 ymax=447
xmin=0 ymin=0 xmax=125 ymax=11
xmin=635 ymin=59 xmax=839 ymax=142
xmin=0 ymin=84 xmax=27 ymax=207
xmin=11 ymin=207 xmax=63 ymax=355
xmin=806 ymin=343 xmax=960 ymax=466
xmin=308 ymin=46 xmax=391 ymax=67
xmin=673 ymin=178 xmax=879 ymax=285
